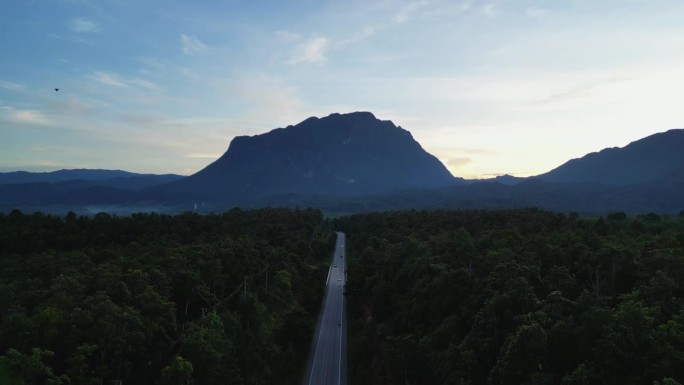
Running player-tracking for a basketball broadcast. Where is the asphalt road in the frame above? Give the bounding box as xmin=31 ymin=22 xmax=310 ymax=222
xmin=303 ymin=231 xmax=347 ymax=385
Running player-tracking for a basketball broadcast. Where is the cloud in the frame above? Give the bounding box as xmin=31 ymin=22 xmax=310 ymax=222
xmin=0 ymin=80 xmax=25 ymax=91
xmin=531 ymin=76 xmax=626 ymax=105
xmin=184 ymin=153 xmax=222 ymax=159
xmin=68 ymin=18 xmax=100 ymax=33
xmin=336 ymin=26 xmax=377 ymax=47
xmin=138 ymin=57 xmax=166 ymax=70
xmin=447 ymin=157 xmax=474 ymax=168
xmin=526 ymin=8 xmax=548 ymax=18
xmin=482 ymin=3 xmax=498 ymax=17
xmin=228 ymin=73 xmax=306 ymax=129
xmin=89 ymin=71 xmax=160 ymax=90
xmin=181 ymin=34 xmax=207 ymax=55
xmin=394 ymin=1 xmax=430 ymax=23
xmin=1 ymin=107 xmax=51 ymax=125
xmin=276 ymin=30 xmax=302 ymax=43
xmin=288 ymin=37 xmax=328 ymax=64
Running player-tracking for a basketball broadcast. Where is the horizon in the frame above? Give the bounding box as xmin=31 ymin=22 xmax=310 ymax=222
xmin=1 ymin=111 xmax=682 ymax=180
xmin=2 ymin=1 xmax=684 ymax=178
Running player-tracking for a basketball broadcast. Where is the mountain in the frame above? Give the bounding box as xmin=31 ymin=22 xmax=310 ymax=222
xmin=536 ymin=129 xmax=684 ymax=185
xmin=466 ymin=174 xmax=526 ymax=185
xmin=0 ymin=169 xmax=184 ymax=187
xmin=161 ymin=112 xmax=461 ymax=202
xmin=0 ymin=169 xmax=138 ymax=184
xmin=0 ymin=171 xmax=185 ymax=213
xmin=2 ymin=115 xmax=683 ymax=215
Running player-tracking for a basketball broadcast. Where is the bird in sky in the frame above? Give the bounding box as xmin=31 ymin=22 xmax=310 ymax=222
xmin=54 ymin=88 xmax=59 ymax=92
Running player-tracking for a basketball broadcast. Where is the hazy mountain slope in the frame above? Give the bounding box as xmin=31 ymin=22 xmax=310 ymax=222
xmin=536 ymin=128 xmax=684 ymax=185
xmin=0 ymin=169 xmax=136 ymax=184
xmin=0 ymin=169 xmax=184 ymax=187
xmin=0 ymin=172 xmax=184 ymax=212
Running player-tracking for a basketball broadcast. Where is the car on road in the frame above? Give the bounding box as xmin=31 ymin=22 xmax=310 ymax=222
xmin=337 ymin=278 xmax=342 ymax=281
xmin=334 ymin=264 xmax=337 ymax=267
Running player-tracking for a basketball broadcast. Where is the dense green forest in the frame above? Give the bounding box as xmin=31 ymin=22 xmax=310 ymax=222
xmin=0 ymin=208 xmax=334 ymax=385
xmin=3 ymin=207 xmax=684 ymax=385
xmin=337 ymin=209 xmax=684 ymax=385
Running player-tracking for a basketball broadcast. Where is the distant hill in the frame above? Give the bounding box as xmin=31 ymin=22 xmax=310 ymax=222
xmin=0 ymin=169 xmax=137 ymax=184
xmin=466 ymin=174 xmax=526 ymax=185
xmin=0 ymin=169 xmax=184 ymax=186
xmin=0 ymin=171 xmax=184 ymax=213
xmin=160 ymin=112 xmax=462 ymax=201
xmin=536 ymin=129 xmax=684 ymax=185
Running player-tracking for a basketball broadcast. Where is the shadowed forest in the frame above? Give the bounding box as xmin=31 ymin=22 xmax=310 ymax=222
xmin=337 ymin=209 xmax=684 ymax=385
xmin=0 ymin=209 xmax=334 ymax=385
xmin=1 ymin=208 xmax=683 ymax=384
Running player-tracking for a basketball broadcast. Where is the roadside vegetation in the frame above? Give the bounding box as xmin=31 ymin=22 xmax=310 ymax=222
xmin=2 ymin=207 xmax=683 ymax=384
xmin=0 ymin=208 xmax=334 ymax=385
xmin=337 ymin=209 xmax=684 ymax=385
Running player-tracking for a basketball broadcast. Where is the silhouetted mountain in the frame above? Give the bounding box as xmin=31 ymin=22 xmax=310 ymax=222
xmin=161 ymin=112 xmax=461 ymax=201
xmin=466 ymin=174 xmax=526 ymax=185
xmin=2 ymin=118 xmax=683 ymax=215
xmin=536 ymin=129 xmax=684 ymax=185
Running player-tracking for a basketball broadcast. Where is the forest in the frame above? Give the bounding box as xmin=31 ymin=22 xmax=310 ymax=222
xmin=2 ymin=208 xmax=683 ymax=385
xmin=336 ymin=209 xmax=684 ymax=385
xmin=0 ymin=208 xmax=334 ymax=384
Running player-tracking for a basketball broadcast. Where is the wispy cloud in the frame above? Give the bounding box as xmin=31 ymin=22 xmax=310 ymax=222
xmin=336 ymin=26 xmax=377 ymax=47
xmin=229 ymin=73 xmax=306 ymax=128
xmin=482 ymin=3 xmax=498 ymax=17
xmin=0 ymin=80 xmax=26 ymax=92
xmin=138 ymin=57 xmax=166 ymax=70
xmin=46 ymin=32 xmax=93 ymax=45
xmin=288 ymin=37 xmax=328 ymax=64
xmin=276 ymin=30 xmax=302 ymax=43
xmin=530 ymin=76 xmax=626 ymax=106
xmin=68 ymin=18 xmax=101 ymax=33
xmin=394 ymin=1 xmax=430 ymax=23
xmin=181 ymin=34 xmax=207 ymax=55
xmin=89 ymin=71 xmax=160 ymax=90
xmin=184 ymin=153 xmax=222 ymax=159
xmin=447 ymin=156 xmax=474 ymax=168
xmin=1 ymin=106 xmax=52 ymax=125
xmin=526 ymin=8 xmax=548 ymax=19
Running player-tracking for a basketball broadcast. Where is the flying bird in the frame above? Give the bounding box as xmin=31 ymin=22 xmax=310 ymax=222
xmin=54 ymin=88 xmax=59 ymax=92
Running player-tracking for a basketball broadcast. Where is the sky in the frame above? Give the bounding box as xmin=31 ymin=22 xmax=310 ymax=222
xmin=2 ymin=0 xmax=684 ymax=179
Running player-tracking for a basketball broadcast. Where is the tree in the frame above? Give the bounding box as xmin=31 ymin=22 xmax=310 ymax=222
xmin=1 ymin=348 xmax=70 ymax=385
xmin=160 ymin=356 xmax=193 ymax=385
xmin=489 ymin=323 xmax=549 ymax=385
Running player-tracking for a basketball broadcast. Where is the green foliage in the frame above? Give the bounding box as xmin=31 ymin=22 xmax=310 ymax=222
xmin=336 ymin=209 xmax=684 ymax=385
xmin=654 ymin=379 xmax=682 ymax=385
xmin=0 ymin=208 xmax=332 ymax=385
xmin=160 ymin=356 xmax=193 ymax=385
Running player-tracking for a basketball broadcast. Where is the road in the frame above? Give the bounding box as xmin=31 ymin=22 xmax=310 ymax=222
xmin=303 ymin=231 xmax=347 ymax=385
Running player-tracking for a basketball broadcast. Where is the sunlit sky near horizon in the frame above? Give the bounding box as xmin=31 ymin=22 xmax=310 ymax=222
xmin=2 ymin=0 xmax=684 ymax=179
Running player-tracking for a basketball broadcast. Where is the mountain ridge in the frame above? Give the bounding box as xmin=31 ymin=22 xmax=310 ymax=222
xmin=160 ymin=111 xmax=462 ymax=200
xmin=1 ymin=113 xmax=683 ymax=215
xmin=536 ymin=128 xmax=684 ymax=185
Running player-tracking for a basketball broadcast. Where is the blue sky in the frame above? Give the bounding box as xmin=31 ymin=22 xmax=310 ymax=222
xmin=2 ymin=0 xmax=684 ymax=178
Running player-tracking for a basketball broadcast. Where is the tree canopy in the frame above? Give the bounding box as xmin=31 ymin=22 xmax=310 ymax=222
xmin=336 ymin=209 xmax=684 ymax=385
xmin=0 ymin=208 xmax=334 ymax=385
